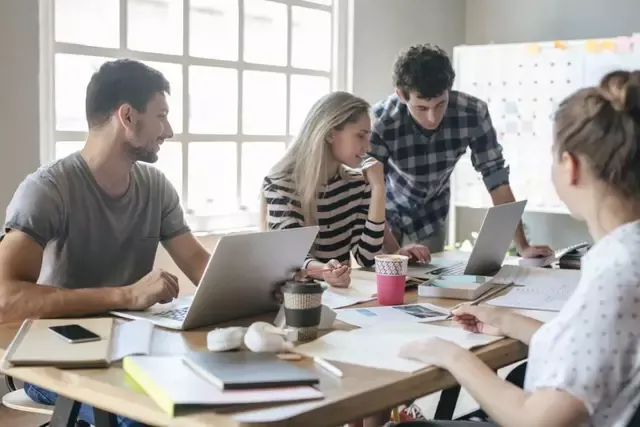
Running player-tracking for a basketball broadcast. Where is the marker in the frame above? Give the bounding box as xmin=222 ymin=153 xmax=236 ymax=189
xmin=313 ymin=357 xmax=344 ymax=378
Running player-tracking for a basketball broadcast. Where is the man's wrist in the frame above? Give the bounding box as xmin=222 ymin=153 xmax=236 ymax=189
xmin=111 ymin=286 xmax=131 ymax=310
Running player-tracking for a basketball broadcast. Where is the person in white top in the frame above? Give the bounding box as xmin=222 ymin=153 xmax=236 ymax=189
xmin=397 ymin=69 xmax=640 ymax=427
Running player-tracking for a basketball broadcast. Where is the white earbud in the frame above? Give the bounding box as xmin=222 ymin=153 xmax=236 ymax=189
xmin=206 ymin=326 xmax=247 ymax=352
xmin=243 ymin=322 xmax=296 ymax=353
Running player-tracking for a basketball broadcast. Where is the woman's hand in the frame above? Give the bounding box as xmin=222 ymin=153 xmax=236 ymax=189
xmin=451 ymin=304 xmax=510 ymax=336
xmin=322 ymin=259 xmax=351 ymax=288
xmin=361 ymin=158 xmax=385 ymax=190
xmin=399 ymin=337 xmax=465 ymax=368
xmin=397 ymin=243 xmax=431 ymax=263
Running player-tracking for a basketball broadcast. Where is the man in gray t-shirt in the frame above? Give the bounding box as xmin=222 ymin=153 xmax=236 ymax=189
xmin=0 ymin=59 xmax=211 ymax=427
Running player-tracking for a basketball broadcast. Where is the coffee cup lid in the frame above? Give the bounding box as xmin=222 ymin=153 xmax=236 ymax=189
xmin=282 ymin=281 xmax=324 ymax=294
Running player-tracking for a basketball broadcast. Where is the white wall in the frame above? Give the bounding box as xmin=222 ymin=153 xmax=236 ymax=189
xmin=351 ymin=0 xmax=466 ymax=104
xmin=0 ymin=0 xmax=40 ymax=215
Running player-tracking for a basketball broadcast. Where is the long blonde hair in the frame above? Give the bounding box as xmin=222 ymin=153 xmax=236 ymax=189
xmin=261 ymin=91 xmax=370 ymax=230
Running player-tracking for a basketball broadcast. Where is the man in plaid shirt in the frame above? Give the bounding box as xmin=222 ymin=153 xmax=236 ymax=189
xmin=370 ymin=44 xmax=552 ymax=259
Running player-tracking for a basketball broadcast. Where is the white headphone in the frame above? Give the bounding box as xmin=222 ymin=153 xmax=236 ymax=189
xmin=207 ymin=322 xmax=297 ymax=353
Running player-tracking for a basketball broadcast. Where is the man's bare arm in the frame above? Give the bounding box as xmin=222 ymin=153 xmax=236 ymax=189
xmin=161 ymin=232 xmax=210 ymax=286
xmin=0 ymin=231 xmax=131 ymax=324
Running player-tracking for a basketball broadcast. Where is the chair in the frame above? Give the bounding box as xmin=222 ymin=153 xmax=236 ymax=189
xmin=2 ymin=387 xmax=53 ymax=427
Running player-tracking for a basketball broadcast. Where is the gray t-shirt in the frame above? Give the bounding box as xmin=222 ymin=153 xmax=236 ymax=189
xmin=1 ymin=152 xmax=190 ymax=289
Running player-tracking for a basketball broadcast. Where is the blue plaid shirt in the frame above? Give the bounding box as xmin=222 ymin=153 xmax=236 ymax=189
xmin=369 ymin=91 xmax=510 ymax=243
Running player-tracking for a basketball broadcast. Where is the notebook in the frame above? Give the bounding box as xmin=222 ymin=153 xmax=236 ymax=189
xmin=2 ymin=318 xmax=154 ymax=369
xmin=2 ymin=318 xmax=116 ymax=368
xmin=417 ymin=275 xmax=495 ymax=300
xmin=182 ymin=351 xmax=320 ymax=390
xmin=123 ymin=355 xmax=324 ymax=417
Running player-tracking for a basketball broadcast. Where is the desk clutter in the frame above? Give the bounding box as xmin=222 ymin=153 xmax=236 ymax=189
xmin=0 ymin=261 xmax=583 ymax=419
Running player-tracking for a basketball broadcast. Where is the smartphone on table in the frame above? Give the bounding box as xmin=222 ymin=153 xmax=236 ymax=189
xmin=48 ymin=324 xmax=102 ymax=344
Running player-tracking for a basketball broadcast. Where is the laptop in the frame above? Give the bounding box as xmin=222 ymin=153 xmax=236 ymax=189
xmin=110 ymin=226 xmax=319 ymax=330
xmin=408 ymin=200 xmax=527 ymax=278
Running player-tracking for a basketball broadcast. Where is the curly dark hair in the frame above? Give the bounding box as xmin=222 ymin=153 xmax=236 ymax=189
xmin=393 ymin=44 xmax=455 ymax=100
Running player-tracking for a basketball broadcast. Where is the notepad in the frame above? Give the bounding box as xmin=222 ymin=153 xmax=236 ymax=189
xmin=2 ymin=318 xmax=154 ymax=368
xmin=182 ymin=351 xmax=320 ymax=390
xmin=123 ymin=355 xmax=324 ymax=417
xmin=418 ymin=275 xmax=495 ymax=300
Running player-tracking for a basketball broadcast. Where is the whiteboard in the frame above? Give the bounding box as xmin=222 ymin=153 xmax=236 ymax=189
xmin=451 ymin=35 xmax=640 ymax=215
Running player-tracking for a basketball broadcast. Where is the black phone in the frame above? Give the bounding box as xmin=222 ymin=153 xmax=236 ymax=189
xmin=48 ymin=324 xmax=102 ymax=344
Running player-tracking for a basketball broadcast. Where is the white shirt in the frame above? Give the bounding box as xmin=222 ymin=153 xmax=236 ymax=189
xmin=525 ymin=220 xmax=640 ymax=426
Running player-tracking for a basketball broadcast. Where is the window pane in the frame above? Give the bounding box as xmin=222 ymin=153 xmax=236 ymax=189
xmin=190 ymin=0 xmax=238 ymax=60
xmin=242 ymin=71 xmax=286 ymax=135
xmin=189 ymin=66 xmax=238 ymax=134
xmin=188 ymin=142 xmax=238 ymax=214
xmin=55 ymin=141 xmax=84 ymax=160
xmin=292 ymin=7 xmax=332 ymax=71
xmin=154 ymin=141 xmax=183 ymax=199
xmin=128 ymin=0 xmax=183 ymax=55
xmin=241 ymin=142 xmax=286 ymax=210
xmin=289 ymin=75 xmax=331 ymax=135
xmin=55 ymin=0 xmax=119 ymax=47
xmin=243 ymin=0 xmax=287 ymax=66
xmin=55 ymin=54 xmax=110 ymax=131
xmin=142 ymin=61 xmax=183 ymax=134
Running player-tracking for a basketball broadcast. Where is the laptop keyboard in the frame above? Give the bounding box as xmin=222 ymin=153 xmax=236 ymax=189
xmin=154 ymin=306 xmax=189 ymax=321
xmin=429 ymin=262 xmax=466 ymax=276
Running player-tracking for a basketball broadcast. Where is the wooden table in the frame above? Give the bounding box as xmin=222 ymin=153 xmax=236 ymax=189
xmin=0 ymin=252 xmax=535 ymax=427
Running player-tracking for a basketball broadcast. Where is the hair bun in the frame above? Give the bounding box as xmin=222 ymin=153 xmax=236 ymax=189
xmin=598 ymin=70 xmax=640 ymax=117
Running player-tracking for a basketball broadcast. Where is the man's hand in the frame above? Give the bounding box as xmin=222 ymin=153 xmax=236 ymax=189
xmin=122 ymin=269 xmax=180 ymax=310
xmin=397 ymin=243 xmax=431 ymax=263
xmin=519 ymin=244 xmax=554 ymax=259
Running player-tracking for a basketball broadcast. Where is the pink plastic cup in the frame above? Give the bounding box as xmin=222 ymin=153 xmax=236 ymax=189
xmin=374 ymin=254 xmax=409 ymax=306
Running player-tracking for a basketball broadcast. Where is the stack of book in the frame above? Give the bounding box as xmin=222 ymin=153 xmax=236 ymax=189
xmin=123 ymin=351 xmax=324 ymax=417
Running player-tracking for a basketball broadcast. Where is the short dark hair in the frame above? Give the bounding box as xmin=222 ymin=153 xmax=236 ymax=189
xmin=393 ymin=44 xmax=455 ymax=100
xmin=85 ymin=59 xmax=171 ymax=128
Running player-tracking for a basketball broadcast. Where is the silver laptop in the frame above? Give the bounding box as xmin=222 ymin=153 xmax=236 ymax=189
xmin=110 ymin=226 xmax=319 ymax=330
xmin=408 ymin=200 xmax=527 ymax=278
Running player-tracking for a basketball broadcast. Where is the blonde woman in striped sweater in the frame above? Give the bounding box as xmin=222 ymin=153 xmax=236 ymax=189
xmin=261 ymin=91 xmax=428 ymax=288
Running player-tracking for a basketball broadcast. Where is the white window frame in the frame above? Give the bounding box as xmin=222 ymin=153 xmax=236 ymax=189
xmin=38 ymin=0 xmax=350 ymax=234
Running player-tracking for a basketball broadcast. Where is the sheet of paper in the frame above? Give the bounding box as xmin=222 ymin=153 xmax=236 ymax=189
xmin=486 ymin=265 xmax=580 ymax=311
xmin=335 ymin=303 xmax=449 ymax=328
xmin=294 ymin=322 xmax=503 ymax=373
xmin=320 ymin=269 xmax=379 ymax=300
xmin=110 ymin=319 xmax=154 ymax=362
xmin=487 ymin=287 xmax=569 ymax=311
xmin=490 ymin=265 xmax=580 ymax=291
xmin=321 ymin=288 xmax=375 ymax=309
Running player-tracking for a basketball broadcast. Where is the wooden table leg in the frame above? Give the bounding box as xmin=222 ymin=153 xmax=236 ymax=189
xmin=433 ymin=386 xmax=460 ymax=420
xmin=94 ymin=407 xmax=119 ymax=427
xmin=49 ymin=396 xmax=80 ymax=427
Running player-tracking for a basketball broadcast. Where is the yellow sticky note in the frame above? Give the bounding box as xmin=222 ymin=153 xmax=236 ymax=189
xmin=600 ymin=39 xmax=616 ymax=51
xmin=585 ymin=39 xmax=602 ymax=52
xmin=526 ymin=44 xmax=541 ymax=55
xmin=553 ymin=40 xmax=569 ymax=50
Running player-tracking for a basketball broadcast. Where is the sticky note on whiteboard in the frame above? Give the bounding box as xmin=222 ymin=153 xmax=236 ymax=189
xmin=600 ymin=40 xmax=616 ymax=51
xmin=553 ymin=40 xmax=569 ymax=50
xmin=615 ymin=36 xmax=633 ymax=52
xmin=526 ymin=44 xmax=541 ymax=55
xmin=585 ymin=40 xmax=601 ymax=52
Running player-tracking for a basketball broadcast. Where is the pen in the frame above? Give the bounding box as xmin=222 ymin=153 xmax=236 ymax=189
xmin=444 ymin=283 xmax=512 ymax=320
xmin=313 ymin=356 xmax=344 ymax=378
